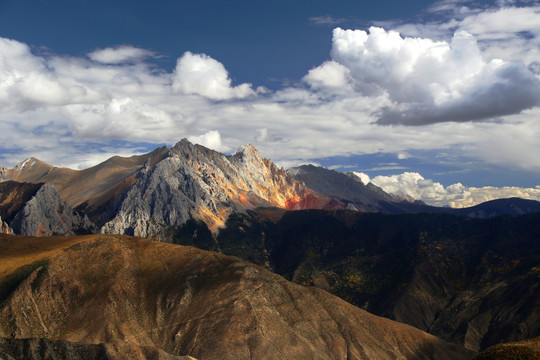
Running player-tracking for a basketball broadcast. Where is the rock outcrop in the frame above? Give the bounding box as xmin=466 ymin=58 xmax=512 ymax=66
xmin=0 ymin=234 xmax=473 ymax=360
xmin=0 ymin=216 xmax=12 ymax=235
xmin=102 ymin=140 xmax=338 ymax=237
xmin=9 ymin=183 xmax=95 ymax=236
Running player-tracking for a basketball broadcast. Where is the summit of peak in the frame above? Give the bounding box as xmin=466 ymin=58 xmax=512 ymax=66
xmin=15 ymin=157 xmax=43 ymax=171
xmin=173 ymin=138 xmax=195 ymax=148
xmin=235 ymin=144 xmax=261 ymax=159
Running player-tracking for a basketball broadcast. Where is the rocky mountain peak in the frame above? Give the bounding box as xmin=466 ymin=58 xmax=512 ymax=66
xmin=14 ymin=157 xmax=43 ymax=172
xmin=171 ymin=138 xmax=196 ymax=152
xmin=0 ymin=167 xmax=8 ymax=181
xmin=101 ymin=139 xmax=337 ymax=238
xmin=233 ymin=144 xmax=262 ymax=163
xmin=9 ymin=183 xmax=95 ymax=236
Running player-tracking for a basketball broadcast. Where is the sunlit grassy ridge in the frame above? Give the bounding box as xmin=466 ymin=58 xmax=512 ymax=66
xmin=0 ymin=234 xmax=93 ymax=281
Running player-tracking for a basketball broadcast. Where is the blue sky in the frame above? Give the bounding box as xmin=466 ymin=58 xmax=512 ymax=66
xmin=1 ymin=0 xmax=540 ymax=206
xmin=0 ymin=0 xmax=438 ymax=88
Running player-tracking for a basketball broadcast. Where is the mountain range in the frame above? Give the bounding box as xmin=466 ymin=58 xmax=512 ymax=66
xmin=1 ymin=139 xmax=539 ymax=358
xmin=2 ymin=139 xmax=538 ymax=239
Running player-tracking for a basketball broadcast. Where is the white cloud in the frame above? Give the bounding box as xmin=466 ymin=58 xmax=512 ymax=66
xmin=365 ymin=172 xmax=470 ymax=206
xmin=397 ymin=152 xmax=410 ymax=160
xmin=88 ymin=46 xmax=154 ymax=64
xmin=1 ymin=1 xmax=540 ymax=184
xmin=172 ymin=51 xmax=255 ymax=100
xmin=325 ymin=26 xmax=540 ymax=125
xmin=188 ymin=130 xmax=228 ymax=152
xmin=352 ymin=172 xmax=371 ymax=185
xmin=303 ymin=60 xmax=353 ymax=92
xmin=362 ymin=171 xmax=540 ymax=208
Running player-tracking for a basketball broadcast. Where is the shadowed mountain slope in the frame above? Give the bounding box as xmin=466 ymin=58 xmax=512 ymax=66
xmin=0 ymin=337 xmax=195 ymax=360
xmin=0 ymin=181 xmax=43 ymax=222
xmin=173 ymin=209 xmax=540 ymax=352
xmin=0 ymin=234 xmax=473 ymax=360
xmin=472 ymin=336 xmax=540 ymax=360
xmin=447 ymin=197 xmax=540 ymax=217
xmin=287 ymin=165 xmax=399 ymax=211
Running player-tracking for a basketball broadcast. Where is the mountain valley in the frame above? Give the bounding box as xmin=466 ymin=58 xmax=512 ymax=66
xmin=1 ymin=139 xmax=539 ymax=358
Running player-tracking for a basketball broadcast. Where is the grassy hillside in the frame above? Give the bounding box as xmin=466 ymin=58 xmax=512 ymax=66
xmin=0 ymin=233 xmax=472 ymax=360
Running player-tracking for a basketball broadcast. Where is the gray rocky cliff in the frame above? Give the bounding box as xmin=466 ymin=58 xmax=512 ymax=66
xmin=10 ymin=183 xmax=95 ymax=236
xmin=0 ymin=216 xmax=13 ymax=235
xmin=0 ymin=167 xmax=8 ymax=182
xmin=101 ymin=139 xmax=322 ymax=238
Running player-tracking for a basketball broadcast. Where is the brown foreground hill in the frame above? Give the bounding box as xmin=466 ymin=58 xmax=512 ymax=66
xmin=473 ymin=336 xmax=540 ymax=360
xmin=0 ymin=234 xmax=473 ymax=360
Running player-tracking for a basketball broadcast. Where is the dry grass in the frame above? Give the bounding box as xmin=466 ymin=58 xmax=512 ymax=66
xmin=0 ymin=234 xmax=110 ymax=281
xmin=473 ymin=337 xmax=540 ymax=360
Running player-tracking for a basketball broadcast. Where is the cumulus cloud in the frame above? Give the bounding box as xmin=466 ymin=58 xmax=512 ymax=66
xmin=172 ymin=52 xmax=255 ymax=100
xmin=1 ymin=0 xmax=540 ymax=189
xmin=0 ymin=37 xmax=99 ymax=110
xmin=324 ymin=26 xmax=540 ymax=125
xmin=303 ymin=60 xmax=353 ymax=92
xmin=356 ymin=171 xmax=540 ymax=208
xmin=88 ymin=46 xmax=154 ymax=64
xmin=188 ymin=130 xmax=228 ymax=152
xmin=353 ymin=172 xmax=371 ymax=185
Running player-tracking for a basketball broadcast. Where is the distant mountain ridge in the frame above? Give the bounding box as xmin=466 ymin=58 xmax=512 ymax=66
xmin=288 ymin=164 xmax=540 ymax=218
xmin=1 ymin=139 xmax=539 ymax=239
xmin=101 ymin=140 xmax=340 ymax=237
xmin=286 ymin=164 xmax=399 ymax=211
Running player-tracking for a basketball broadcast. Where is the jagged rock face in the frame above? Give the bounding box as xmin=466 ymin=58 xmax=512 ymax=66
xmin=102 ymin=140 xmax=335 ymax=237
xmin=0 ymin=167 xmax=8 ymax=182
xmin=9 ymin=183 xmax=95 ymax=237
xmin=0 ymin=234 xmax=473 ymax=360
xmin=0 ymin=216 xmax=12 ymax=235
